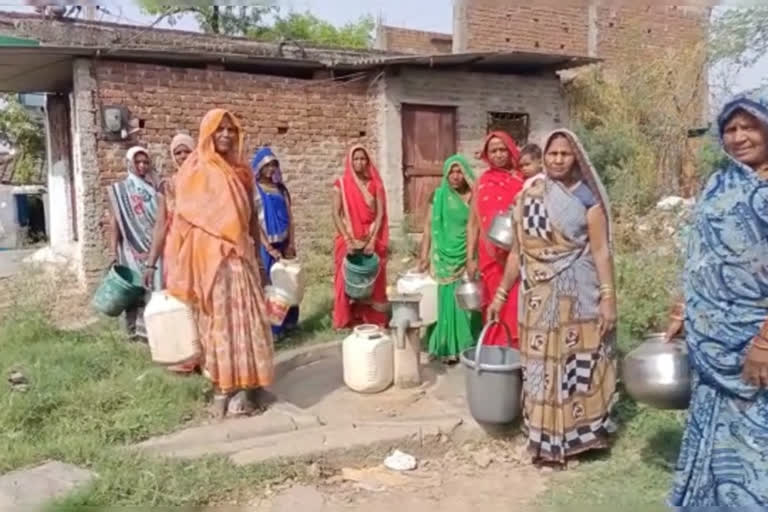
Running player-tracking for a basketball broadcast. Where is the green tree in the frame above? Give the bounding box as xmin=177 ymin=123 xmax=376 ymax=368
xmin=135 ymin=1 xmax=374 ymax=49
xmin=0 ymin=94 xmax=44 ymax=184
xmin=709 ymin=6 xmax=768 ymax=68
xmin=257 ymin=12 xmax=374 ymax=49
xmin=135 ymin=1 xmax=277 ymax=36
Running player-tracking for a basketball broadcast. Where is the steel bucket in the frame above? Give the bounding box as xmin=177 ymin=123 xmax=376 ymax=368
xmin=487 ymin=212 xmax=515 ymax=251
xmin=460 ymin=321 xmax=522 ymax=424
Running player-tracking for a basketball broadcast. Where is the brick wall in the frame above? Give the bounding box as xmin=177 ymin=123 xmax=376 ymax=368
xmin=463 ymin=1 xmax=591 ymax=55
xmin=89 ymin=61 xmax=377 ymax=277
xmin=459 ymin=0 xmax=711 ymax=62
xmin=375 ymin=25 xmax=453 ymax=54
xmin=594 ymin=4 xmax=709 ymax=63
xmin=377 ymin=68 xmax=568 ymax=225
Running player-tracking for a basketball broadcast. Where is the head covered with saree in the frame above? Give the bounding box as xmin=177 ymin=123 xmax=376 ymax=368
xmin=431 ymin=154 xmax=475 ymax=281
xmin=337 ymin=144 xmax=389 ymax=249
xmin=684 ymin=92 xmax=768 ymax=396
xmin=251 ymin=146 xmax=284 ymax=184
xmin=125 ymin=145 xmax=154 ymax=182
xmin=669 ymin=91 xmax=768 ymax=507
xmin=481 ymin=131 xmax=521 ymax=172
xmin=166 ymin=109 xmax=255 ymax=312
xmin=542 ymin=129 xmax=613 ymax=243
xmin=717 ymin=91 xmax=768 ymax=171
xmin=170 ymin=133 xmax=195 ymax=170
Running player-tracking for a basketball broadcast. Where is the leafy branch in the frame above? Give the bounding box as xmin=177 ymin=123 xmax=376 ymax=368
xmin=0 ymin=94 xmax=44 ymax=183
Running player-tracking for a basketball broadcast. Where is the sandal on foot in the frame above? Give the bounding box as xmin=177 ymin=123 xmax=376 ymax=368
xmin=227 ymin=391 xmax=257 ymax=417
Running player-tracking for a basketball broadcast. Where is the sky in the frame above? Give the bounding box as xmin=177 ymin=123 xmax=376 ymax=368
xmin=0 ymin=1 xmax=762 ymax=95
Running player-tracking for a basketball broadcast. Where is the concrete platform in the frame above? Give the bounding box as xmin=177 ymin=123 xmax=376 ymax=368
xmin=135 ymin=339 xmax=481 ymax=465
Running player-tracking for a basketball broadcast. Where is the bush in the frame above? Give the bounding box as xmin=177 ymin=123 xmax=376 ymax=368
xmin=616 ymin=250 xmax=680 ymax=350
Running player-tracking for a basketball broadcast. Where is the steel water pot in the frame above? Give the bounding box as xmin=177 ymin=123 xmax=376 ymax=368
xmin=455 ymin=273 xmax=483 ymax=312
xmin=487 ymin=211 xmax=515 ymax=251
xmin=622 ymin=333 xmax=691 ymax=410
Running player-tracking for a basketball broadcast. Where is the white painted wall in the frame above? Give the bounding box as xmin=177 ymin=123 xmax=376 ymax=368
xmin=0 ymin=185 xmax=18 ymax=249
xmin=44 ymin=104 xmax=76 ymax=249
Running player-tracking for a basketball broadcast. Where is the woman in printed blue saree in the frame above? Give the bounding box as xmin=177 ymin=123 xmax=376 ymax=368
xmin=666 ymin=92 xmax=768 ymax=507
xmin=108 ymin=146 xmax=162 ymax=340
xmin=252 ymin=147 xmax=298 ymax=338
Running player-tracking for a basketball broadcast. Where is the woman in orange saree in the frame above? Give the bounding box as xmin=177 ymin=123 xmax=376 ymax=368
xmin=165 ymin=109 xmax=274 ymax=418
xmin=331 ymin=145 xmax=389 ymax=329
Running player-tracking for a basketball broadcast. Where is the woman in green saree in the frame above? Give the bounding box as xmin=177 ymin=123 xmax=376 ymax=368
xmin=418 ymin=155 xmax=482 ymax=363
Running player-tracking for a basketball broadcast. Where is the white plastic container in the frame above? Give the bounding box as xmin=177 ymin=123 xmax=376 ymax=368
xmin=342 ymin=324 xmax=393 ymax=393
xmin=396 ymin=270 xmax=438 ymax=325
xmin=270 ymin=259 xmax=306 ymax=305
xmin=144 ymin=290 xmax=201 ymax=366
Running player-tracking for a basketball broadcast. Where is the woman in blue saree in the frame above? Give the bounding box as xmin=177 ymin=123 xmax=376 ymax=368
xmin=252 ymin=147 xmax=298 ymax=338
xmin=666 ymin=92 xmax=768 ymax=507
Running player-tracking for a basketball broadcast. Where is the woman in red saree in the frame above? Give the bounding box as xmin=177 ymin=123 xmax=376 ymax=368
xmin=332 ymin=145 xmax=389 ymax=329
xmin=467 ymin=131 xmax=524 ymax=347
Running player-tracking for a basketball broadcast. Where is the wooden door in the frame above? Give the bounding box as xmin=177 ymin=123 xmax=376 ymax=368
xmin=402 ymin=104 xmax=456 ymax=233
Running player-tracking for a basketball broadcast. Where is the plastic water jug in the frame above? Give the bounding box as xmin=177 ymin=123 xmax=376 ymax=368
xmin=265 ymin=285 xmax=293 ymax=326
xmin=342 ymin=324 xmax=393 ymax=393
xmin=270 ymin=259 xmax=306 ymax=305
xmin=144 ymin=291 xmax=201 ymax=366
xmin=396 ymin=270 xmax=438 ymax=325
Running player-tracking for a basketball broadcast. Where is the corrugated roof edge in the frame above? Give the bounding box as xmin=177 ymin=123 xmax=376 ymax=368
xmin=0 ymin=11 xmax=600 ymax=74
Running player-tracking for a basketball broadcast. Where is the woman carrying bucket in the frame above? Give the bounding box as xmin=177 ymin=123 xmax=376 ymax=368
xmin=331 ymin=145 xmax=389 ymax=329
xmin=108 ymin=146 xmax=162 ymax=341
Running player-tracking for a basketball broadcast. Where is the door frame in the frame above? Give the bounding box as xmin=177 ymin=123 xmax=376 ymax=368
xmin=400 ymin=103 xmax=457 ymax=232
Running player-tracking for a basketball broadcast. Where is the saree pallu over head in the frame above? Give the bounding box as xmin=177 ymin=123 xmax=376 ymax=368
xmin=432 ymin=154 xmax=475 ymax=282
xmin=110 ymin=146 xmax=158 ymax=252
xmin=669 ymin=92 xmax=768 ymax=508
xmin=474 ymin=131 xmax=524 ymax=345
xmin=332 ymin=145 xmax=389 ymax=329
xmin=252 ymin=146 xmax=290 ymax=245
xmin=165 ymin=109 xmax=255 ymax=313
xmin=336 ymin=145 xmax=389 ymax=251
xmin=164 ymin=133 xmax=195 ymax=212
xmin=477 ymin=131 xmax=525 ymax=232
xmin=684 ymin=94 xmax=768 ymax=400
xmin=515 ymin=129 xmax=616 ymax=463
xmin=109 ymin=145 xmax=162 ymax=289
xmin=476 ymin=131 xmax=524 ymax=253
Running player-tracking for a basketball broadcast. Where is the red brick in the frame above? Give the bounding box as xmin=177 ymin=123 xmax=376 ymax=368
xmin=93 ymin=60 xmax=378 ymax=249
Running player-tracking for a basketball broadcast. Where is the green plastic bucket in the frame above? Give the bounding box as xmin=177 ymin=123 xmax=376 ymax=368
xmin=91 ymin=265 xmax=146 ymax=317
xmin=344 ymin=252 xmax=380 ymax=300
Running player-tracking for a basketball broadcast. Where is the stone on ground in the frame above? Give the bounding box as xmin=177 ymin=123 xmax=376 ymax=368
xmin=0 ymin=461 xmax=96 ymax=510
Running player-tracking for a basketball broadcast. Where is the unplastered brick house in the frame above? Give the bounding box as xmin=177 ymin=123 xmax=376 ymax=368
xmin=0 ymin=2 xmax=712 ymax=289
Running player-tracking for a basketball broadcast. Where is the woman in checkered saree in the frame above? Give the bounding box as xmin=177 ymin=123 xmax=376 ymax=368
xmin=489 ymin=129 xmax=618 ymax=468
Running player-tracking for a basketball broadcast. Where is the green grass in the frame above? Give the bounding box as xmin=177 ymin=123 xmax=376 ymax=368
xmin=541 ymin=397 xmax=684 ymax=511
xmin=0 ymin=310 xmax=309 ymax=508
xmin=278 ymin=283 xmax=338 ymax=349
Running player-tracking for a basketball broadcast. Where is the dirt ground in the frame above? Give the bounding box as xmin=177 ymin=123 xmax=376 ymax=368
xmin=250 ymin=438 xmax=550 ymax=512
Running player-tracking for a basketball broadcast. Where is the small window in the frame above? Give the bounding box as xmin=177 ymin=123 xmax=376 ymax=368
xmin=487 ymin=112 xmax=530 ymax=145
